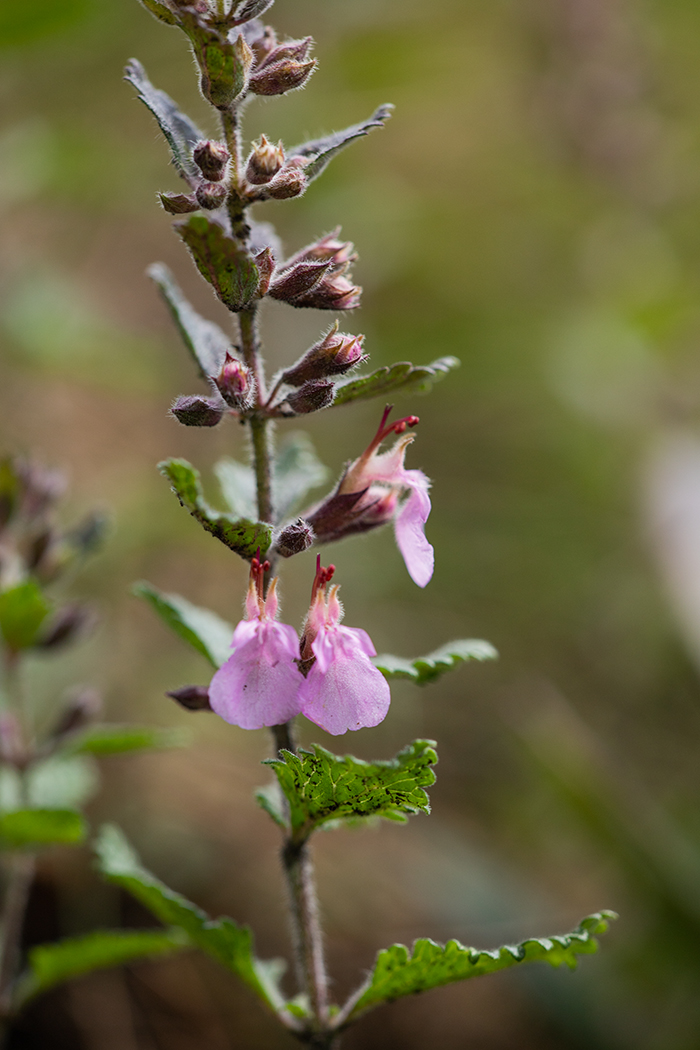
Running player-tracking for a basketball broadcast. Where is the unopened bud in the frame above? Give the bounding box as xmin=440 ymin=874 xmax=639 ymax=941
xmin=257 ymin=37 xmax=313 ymax=67
xmin=282 ymin=325 xmax=366 ymax=386
xmin=195 ymin=181 xmax=227 ymax=210
xmin=275 ymin=518 xmax=315 ymax=557
xmin=159 ymin=192 xmax=199 ymax=215
xmin=171 ymin=394 xmax=226 ymax=427
xmin=293 ymin=269 xmax=362 ymax=311
xmin=286 ymin=380 xmax=334 ymax=414
xmin=193 ymin=139 xmax=230 ymax=181
xmin=254 ymin=247 xmax=275 ymax=298
xmin=167 ymin=685 xmax=212 ymax=711
xmin=259 ymin=164 xmax=307 ymax=200
xmin=288 ymin=228 xmax=356 ymax=268
xmin=214 ymin=352 xmax=254 ymax=410
xmin=249 ymin=57 xmax=316 ymax=96
xmin=50 ymin=688 xmax=102 ymax=740
xmin=269 ymin=260 xmax=330 ymax=303
xmin=40 ymin=603 xmax=96 ymax=649
xmin=245 ymin=135 xmax=285 ymax=185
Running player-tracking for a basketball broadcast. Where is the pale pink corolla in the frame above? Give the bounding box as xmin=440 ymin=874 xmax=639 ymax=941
xmin=337 ymin=410 xmax=435 ymax=588
xmin=209 ymin=574 xmax=303 ymax=730
xmin=299 ymin=585 xmax=390 ymax=735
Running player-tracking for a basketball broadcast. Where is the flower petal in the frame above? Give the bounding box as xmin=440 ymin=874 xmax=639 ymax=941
xmin=394 ymin=471 xmax=434 ymax=587
xmin=300 ymin=628 xmax=390 ymax=735
xmin=209 ymin=621 xmax=302 ymax=729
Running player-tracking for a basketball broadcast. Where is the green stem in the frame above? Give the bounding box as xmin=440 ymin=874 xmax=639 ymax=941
xmin=282 ymin=840 xmax=331 ymax=1039
xmin=0 ymin=851 xmax=35 ymax=1017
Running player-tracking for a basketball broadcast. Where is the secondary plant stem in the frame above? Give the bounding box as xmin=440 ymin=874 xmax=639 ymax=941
xmin=0 ymin=852 xmax=35 ymax=1017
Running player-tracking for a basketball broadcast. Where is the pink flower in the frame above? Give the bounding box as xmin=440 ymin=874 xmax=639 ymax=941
xmin=209 ymin=560 xmax=303 ymax=730
xmin=307 ymin=408 xmax=435 ymax=587
xmin=298 ymin=564 xmax=391 ymax=735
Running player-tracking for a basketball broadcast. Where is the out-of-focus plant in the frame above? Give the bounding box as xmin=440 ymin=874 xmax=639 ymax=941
xmin=7 ymin=0 xmax=617 ymax=1045
xmin=0 ymin=456 xmax=184 ymax=1032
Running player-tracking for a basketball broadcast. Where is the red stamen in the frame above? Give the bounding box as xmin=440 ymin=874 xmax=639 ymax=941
xmin=366 ymin=406 xmax=420 ymax=455
xmin=311 ymin=556 xmax=335 ymax=600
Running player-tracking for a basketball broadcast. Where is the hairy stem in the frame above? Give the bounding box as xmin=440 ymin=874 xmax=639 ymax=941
xmin=282 ymin=840 xmax=331 ymax=1038
xmin=0 ymin=852 xmax=35 ymax=1017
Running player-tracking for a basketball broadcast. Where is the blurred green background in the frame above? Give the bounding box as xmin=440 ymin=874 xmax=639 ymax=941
xmin=4 ymin=0 xmax=700 ymax=1046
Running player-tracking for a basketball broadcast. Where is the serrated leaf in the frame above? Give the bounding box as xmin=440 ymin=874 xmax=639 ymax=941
xmin=0 ymin=580 xmax=51 ymax=651
xmin=64 ymin=724 xmax=188 ymax=757
xmin=149 ymin=264 xmax=231 ymax=379
xmin=0 ymin=809 xmax=87 ymax=849
xmin=138 ymin=0 xmax=179 ymax=25
xmin=341 ymin=911 xmax=617 ymax=1024
xmin=176 ymin=215 xmax=260 ymax=312
xmin=374 ymin=639 xmax=498 ymax=686
xmin=95 ymin=825 xmax=288 ymax=1015
xmin=289 ymin=105 xmax=394 ymax=184
xmin=16 ymin=928 xmax=187 ymax=1006
xmin=159 ymin=458 xmax=272 ymax=559
xmin=214 ymin=458 xmax=257 ymax=520
xmin=262 ymin=740 xmax=437 ymax=841
xmin=124 ymin=59 xmax=204 ymax=184
xmin=134 ymin=581 xmax=233 ymax=668
xmin=333 ymin=356 xmax=460 ymax=408
xmin=273 ymin=432 xmax=329 ymax=521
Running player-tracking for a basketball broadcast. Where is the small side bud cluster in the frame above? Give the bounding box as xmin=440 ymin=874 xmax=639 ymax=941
xmin=159 ymin=192 xmax=199 ymax=215
xmin=171 ymin=394 xmax=226 ymax=427
xmin=245 ymin=135 xmax=285 ymax=184
xmin=286 ymin=380 xmax=334 ymax=414
xmin=248 ymin=34 xmax=316 ymax=96
xmin=274 ymin=517 xmax=315 ymax=558
xmin=269 ymin=231 xmax=361 ymax=310
xmin=193 ymin=139 xmax=230 ymax=181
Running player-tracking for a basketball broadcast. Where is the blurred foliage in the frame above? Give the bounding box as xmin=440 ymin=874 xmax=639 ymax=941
xmin=3 ymin=0 xmax=700 ymax=1047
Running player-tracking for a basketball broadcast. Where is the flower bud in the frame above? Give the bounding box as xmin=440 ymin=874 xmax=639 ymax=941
xmin=50 ymin=688 xmax=102 ymax=740
xmin=249 ymin=57 xmax=316 ymax=96
xmin=159 ymin=192 xmax=199 ymax=215
xmin=171 ymin=394 xmax=226 ymax=427
xmin=167 ymin=685 xmax=212 ymax=711
xmin=260 ymin=164 xmax=307 ymax=200
xmin=193 ymin=139 xmax=230 ymax=181
xmin=296 ymin=270 xmax=362 ymax=311
xmin=254 ymin=247 xmax=275 ymax=298
xmin=286 ymin=380 xmax=334 ymax=414
xmin=40 ymin=603 xmax=96 ymax=649
xmin=269 ymin=260 xmax=330 ymax=303
xmin=214 ymin=352 xmax=254 ymax=410
xmin=281 ymin=324 xmax=366 ymax=386
xmin=195 ymin=181 xmax=228 ymax=210
xmin=275 ymin=518 xmax=315 ymax=558
xmin=287 ymin=228 xmax=357 ymax=268
xmin=245 ymin=135 xmax=285 ymax=185
xmin=257 ymin=37 xmax=313 ymax=67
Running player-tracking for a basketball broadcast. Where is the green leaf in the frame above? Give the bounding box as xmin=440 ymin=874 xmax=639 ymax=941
xmin=289 ymin=105 xmax=394 ymax=183
xmin=373 ymin=639 xmax=498 ymax=686
xmin=95 ymin=825 xmax=289 ymax=1015
xmin=148 ymin=264 xmax=231 ymax=379
xmin=0 ymin=809 xmax=87 ymax=849
xmin=64 ymin=724 xmax=188 ymax=757
xmin=134 ymin=581 xmax=234 ymax=668
xmin=0 ymin=456 xmax=20 ymax=527
xmin=24 ymin=755 xmax=99 ymax=811
xmin=214 ymin=458 xmax=257 ymax=520
xmin=333 ymin=356 xmax=460 ymax=407
xmin=273 ymin=432 xmax=329 ymax=521
xmin=138 ymin=0 xmax=179 ymax=26
xmin=341 ymin=911 xmax=618 ymax=1024
xmin=159 ymin=458 xmax=272 ymax=559
xmin=175 ymin=215 xmax=260 ymax=312
xmin=16 ymin=928 xmax=187 ymax=1005
xmin=261 ymin=740 xmax=437 ymax=841
xmin=0 ymin=580 xmax=51 ymax=651
xmin=124 ymin=59 xmax=204 ymax=184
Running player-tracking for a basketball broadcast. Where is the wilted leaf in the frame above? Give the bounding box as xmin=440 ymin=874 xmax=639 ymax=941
xmin=333 ymin=357 xmax=460 ymax=407
xmin=273 ymin=432 xmax=329 ymax=521
xmin=95 ymin=825 xmax=289 ymax=1016
xmin=149 ymin=264 xmax=231 ymax=379
xmin=0 ymin=580 xmax=51 ymax=651
xmin=159 ymin=458 xmax=272 ymax=558
xmin=289 ymin=105 xmax=394 ymax=183
xmin=261 ymin=740 xmax=437 ymax=841
xmin=374 ymin=639 xmax=497 ymax=686
xmin=64 ymin=724 xmax=188 ymax=756
xmin=124 ymin=59 xmax=204 ymax=183
xmin=134 ymin=581 xmax=233 ymax=668
xmin=16 ymin=929 xmax=186 ymax=1005
xmin=341 ymin=912 xmax=618 ymax=1024
xmin=0 ymin=808 xmax=86 ymax=848
xmin=176 ymin=215 xmax=260 ymax=311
